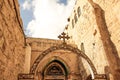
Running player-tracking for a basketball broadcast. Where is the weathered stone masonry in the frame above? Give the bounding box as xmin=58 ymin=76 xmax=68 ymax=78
xmin=88 ymin=0 xmax=120 ymax=79
xmin=66 ymin=0 xmax=120 ymax=79
xmin=0 ymin=0 xmax=26 ymax=80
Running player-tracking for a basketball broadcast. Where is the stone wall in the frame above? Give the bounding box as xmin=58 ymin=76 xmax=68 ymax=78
xmin=65 ymin=0 xmax=120 ymax=79
xmin=26 ymin=37 xmax=62 ymax=67
xmin=26 ymin=38 xmax=86 ymax=80
xmin=0 ymin=0 xmax=26 ymax=80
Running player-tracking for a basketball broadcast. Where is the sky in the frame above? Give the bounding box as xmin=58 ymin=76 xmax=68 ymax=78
xmin=18 ymin=0 xmax=75 ymax=39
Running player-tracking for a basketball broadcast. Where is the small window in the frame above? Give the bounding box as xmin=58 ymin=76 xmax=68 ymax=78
xmin=77 ymin=7 xmax=81 ymax=17
xmin=65 ymin=25 xmax=68 ymax=30
xmin=74 ymin=14 xmax=77 ymax=23
xmin=72 ymin=19 xmax=74 ymax=28
xmin=81 ymin=43 xmax=85 ymax=53
xmin=68 ymin=18 xmax=70 ymax=22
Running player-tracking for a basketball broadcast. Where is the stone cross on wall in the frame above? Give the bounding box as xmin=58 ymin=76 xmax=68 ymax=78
xmin=58 ymin=32 xmax=70 ymax=44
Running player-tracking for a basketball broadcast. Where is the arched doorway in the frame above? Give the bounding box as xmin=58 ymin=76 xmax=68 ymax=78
xmin=30 ymin=43 xmax=97 ymax=77
xmin=43 ymin=60 xmax=67 ymax=80
xmin=29 ymin=43 xmax=108 ymax=79
xmin=18 ymin=43 xmax=108 ymax=80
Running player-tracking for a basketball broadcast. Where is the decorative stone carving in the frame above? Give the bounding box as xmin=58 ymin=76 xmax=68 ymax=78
xmin=30 ymin=43 xmax=97 ymax=76
xmin=18 ymin=74 xmax=34 ymax=80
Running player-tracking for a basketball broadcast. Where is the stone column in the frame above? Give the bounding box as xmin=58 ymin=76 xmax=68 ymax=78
xmin=24 ymin=44 xmax=31 ymax=73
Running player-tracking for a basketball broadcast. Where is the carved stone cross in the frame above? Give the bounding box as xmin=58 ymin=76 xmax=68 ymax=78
xmin=58 ymin=32 xmax=70 ymax=44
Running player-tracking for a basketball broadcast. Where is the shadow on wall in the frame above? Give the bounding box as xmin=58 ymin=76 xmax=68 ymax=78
xmin=88 ymin=0 xmax=120 ymax=80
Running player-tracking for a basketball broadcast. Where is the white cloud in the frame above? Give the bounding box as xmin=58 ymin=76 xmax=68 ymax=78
xmin=26 ymin=0 xmax=75 ymax=39
xmin=22 ymin=0 xmax=32 ymax=10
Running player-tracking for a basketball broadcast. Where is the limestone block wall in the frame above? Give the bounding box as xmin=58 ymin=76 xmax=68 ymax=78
xmin=65 ymin=0 xmax=120 ymax=76
xmin=26 ymin=38 xmax=62 ymax=67
xmin=93 ymin=0 xmax=120 ymax=57
xmin=26 ymin=38 xmax=86 ymax=80
xmin=0 ymin=0 xmax=26 ymax=80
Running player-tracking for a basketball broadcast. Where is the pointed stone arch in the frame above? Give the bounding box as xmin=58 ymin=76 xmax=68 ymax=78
xmin=30 ymin=43 xmax=97 ymax=76
xmin=19 ymin=43 xmax=108 ymax=80
xmin=41 ymin=56 xmax=70 ymax=75
xmin=42 ymin=60 xmax=68 ymax=80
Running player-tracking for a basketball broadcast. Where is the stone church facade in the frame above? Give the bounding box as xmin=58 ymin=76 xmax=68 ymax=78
xmin=0 ymin=0 xmax=120 ymax=80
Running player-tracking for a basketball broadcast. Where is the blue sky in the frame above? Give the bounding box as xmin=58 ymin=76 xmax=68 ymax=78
xmin=19 ymin=0 xmax=34 ymax=29
xmin=18 ymin=0 xmax=75 ymax=39
xmin=58 ymin=0 xmax=67 ymax=5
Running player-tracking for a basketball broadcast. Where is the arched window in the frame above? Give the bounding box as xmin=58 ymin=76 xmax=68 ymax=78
xmin=72 ymin=19 xmax=74 ymax=28
xmin=77 ymin=7 xmax=81 ymax=17
xmin=74 ymin=14 xmax=77 ymax=23
xmin=81 ymin=43 xmax=85 ymax=53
